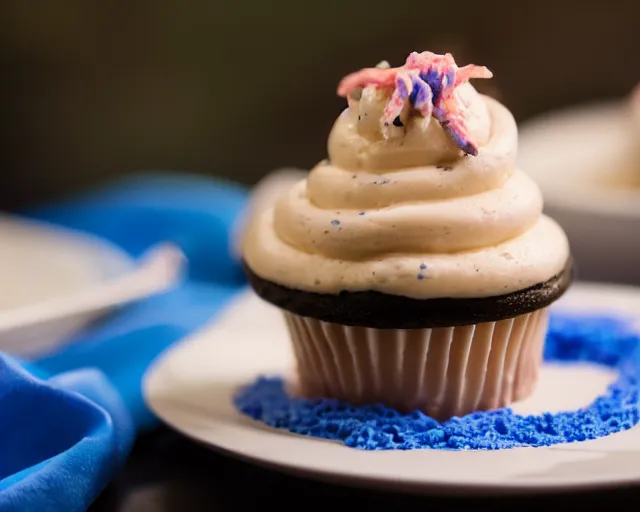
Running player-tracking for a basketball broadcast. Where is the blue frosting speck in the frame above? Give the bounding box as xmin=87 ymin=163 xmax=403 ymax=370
xmin=233 ymin=314 xmax=640 ymax=450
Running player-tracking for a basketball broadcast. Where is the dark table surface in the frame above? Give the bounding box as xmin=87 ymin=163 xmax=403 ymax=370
xmin=90 ymin=427 xmax=640 ymax=511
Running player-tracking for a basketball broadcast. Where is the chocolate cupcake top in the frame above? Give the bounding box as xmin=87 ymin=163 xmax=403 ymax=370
xmin=243 ymin=51 xmax=570 ymax=300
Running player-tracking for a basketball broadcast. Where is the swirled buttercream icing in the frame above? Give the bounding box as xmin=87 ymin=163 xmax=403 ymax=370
xmin=243 ymin=52 xmax=570 ymax=299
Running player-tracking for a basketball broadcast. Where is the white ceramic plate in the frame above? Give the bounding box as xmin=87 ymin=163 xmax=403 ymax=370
xmin=518 ymin=101 xmax=640 ymax=284
xmin=0 ymin=214 xmax=135 ymax=358
xmin=144 ymin=282 xmax=640 ymax=495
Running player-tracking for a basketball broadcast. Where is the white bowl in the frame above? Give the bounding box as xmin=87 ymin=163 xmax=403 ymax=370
xmin=0 ymin=214 xmax=135 ymax=358
xmin=518 ymin=100 xmax=640 ymax=284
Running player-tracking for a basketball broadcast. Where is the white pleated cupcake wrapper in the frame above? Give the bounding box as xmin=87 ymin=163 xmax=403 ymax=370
xmin=283 ymin=308 xmax=549 ymax=420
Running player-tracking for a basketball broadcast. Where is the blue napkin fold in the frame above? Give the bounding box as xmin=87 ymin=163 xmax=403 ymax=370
xmin=0 ymin=172 xmax=249 ymax=511
xmin=0 ymin=355 xmax=133 ymax=512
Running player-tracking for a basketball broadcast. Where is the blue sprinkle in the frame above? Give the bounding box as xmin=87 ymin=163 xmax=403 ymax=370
xmin=331 ymin=219 xmax=340 ymax=226
xmin=417 ymin=274 xmax=424 ymax=280
xmin=420 ymin=263 xmax=427 ymax=270
xmin=358 ymin=212 xmax=365 ymax=216
xmin=234 ymin=314 xmax=640 ymax=451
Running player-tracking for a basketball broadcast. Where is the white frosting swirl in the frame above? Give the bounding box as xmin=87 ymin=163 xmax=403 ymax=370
xmin=244 ymin=86 xmax=570 ymax=299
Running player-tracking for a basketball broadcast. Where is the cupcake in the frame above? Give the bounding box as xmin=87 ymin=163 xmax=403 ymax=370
xmin=243 ymin=51 xmax=573 ymax=420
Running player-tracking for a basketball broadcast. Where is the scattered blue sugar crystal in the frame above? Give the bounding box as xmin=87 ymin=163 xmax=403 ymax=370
xmin=233 ymin=313 xmax=640 ymax=451
xmin=330 ymin=219 xmax=340 ymax=226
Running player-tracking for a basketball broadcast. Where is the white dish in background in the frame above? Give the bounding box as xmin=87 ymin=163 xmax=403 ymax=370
xmin=518 ymin=100 xmax=640 ymax=284
xmin=0 ymin=215 xmax=182 ymax=359
xmin=144 ymin=282 xmax=640 ymax=496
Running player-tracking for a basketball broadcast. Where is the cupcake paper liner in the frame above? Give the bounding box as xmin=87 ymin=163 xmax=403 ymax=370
xmin=283 ymin=308 xmax=548 ymax=420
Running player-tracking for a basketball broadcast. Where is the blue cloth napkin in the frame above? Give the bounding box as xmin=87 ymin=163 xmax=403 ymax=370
xmin=0 ymin=172 xmax=249 ymax=511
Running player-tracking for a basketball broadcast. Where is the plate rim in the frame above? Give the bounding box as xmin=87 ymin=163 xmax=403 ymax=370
xmin=184 ymin=432 xmax=640 ymax=497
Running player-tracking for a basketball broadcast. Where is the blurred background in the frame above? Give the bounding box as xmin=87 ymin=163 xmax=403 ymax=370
xmin=1 ymin=0 xmax=638 ymax=210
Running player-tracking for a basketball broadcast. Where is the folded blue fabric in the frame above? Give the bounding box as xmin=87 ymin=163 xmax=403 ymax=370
xmin=0 ymin=172 xmax=249 ymax=511
xmin=0 ymin=355 xmax=133 ymax=512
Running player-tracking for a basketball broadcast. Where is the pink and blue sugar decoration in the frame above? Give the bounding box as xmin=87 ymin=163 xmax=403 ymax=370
xmin=233 ymin=314 xmax=640 ymax=450
xmin=337 ymin=51 xmax=493 ymax=156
